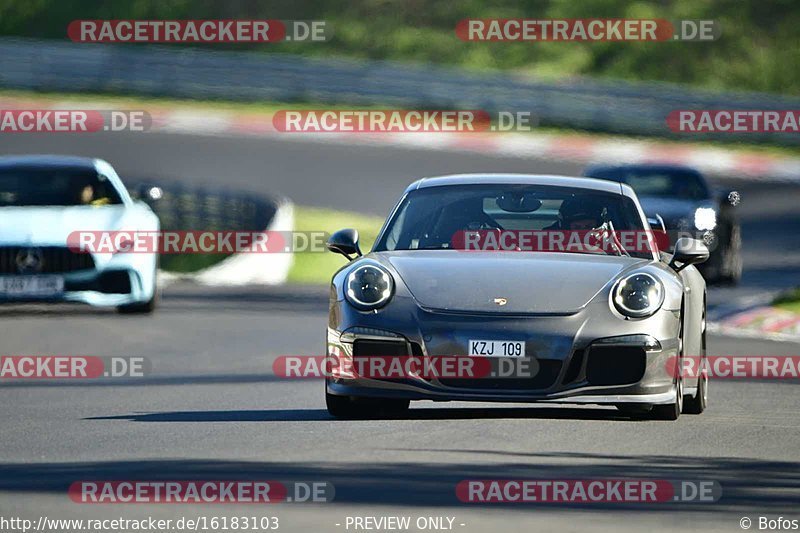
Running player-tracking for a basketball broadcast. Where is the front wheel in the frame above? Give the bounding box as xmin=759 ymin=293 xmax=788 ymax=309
xmin=651 ymin=376 xmax=683 ymax=420
xmin=653 ymin=318 xmax=685 ymax=421
xmin=683 ymin=368 xmax=707 ymax=414
xmin=684 ymin=302 xmax=708 ymax=414
xmin=117 ymin=292 xmax=158 ymax=314
xmin=117 ymin=281 xmax=159 ymax=314
xmin=326 ymin=392 xmax=409 ymax=419
xmin=117 ymin=264 xmax=159 ymax=314
xmin=615 ymin=404 xmax=653 ymax=416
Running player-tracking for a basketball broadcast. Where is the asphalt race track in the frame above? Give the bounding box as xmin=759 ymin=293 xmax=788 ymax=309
xmin=1 ymin=132 xmax=799 ymax=532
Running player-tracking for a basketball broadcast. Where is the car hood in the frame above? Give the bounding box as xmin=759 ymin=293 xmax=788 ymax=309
xmin=384 ymin=251 xmax=647 ymax=314
xmin=0 ymin=205 xmax=129 ymax=245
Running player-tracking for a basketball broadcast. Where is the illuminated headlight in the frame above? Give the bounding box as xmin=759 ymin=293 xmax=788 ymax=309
xmin=345 ymin=263 xmax=394 ymax=310
xmin=694 ymin=207 xmax=717 ymax=231
xmin=613 ymin=273 xmax=664 ymax=318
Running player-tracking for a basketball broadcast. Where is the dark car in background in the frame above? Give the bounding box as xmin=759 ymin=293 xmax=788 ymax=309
xmin=583 ymin=164 xmax=741 ymax=285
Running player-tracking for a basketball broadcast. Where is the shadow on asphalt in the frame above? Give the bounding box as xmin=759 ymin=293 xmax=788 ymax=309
xmin=86 ymin=406 xmax=657 ymax=423
xmin=0 ymin=285 xmax=329 ymax=316
xmin=0 ymin=305 xmax=115 ymax=316
xmin=0 ymin=374 xmax=288 ymax=388
xmin=163 ymin=284 xmax=328 ymax=313
xmin=0 ymin=454 xmax=797 ymax=512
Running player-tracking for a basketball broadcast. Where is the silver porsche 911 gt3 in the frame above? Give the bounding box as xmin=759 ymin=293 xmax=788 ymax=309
xmin=325 ymin=174 xmax=709 ymax=420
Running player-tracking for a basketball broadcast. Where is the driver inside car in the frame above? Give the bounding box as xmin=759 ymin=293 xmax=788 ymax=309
xmin=551 ymin=197 xmax=605 ymax=230
xmin=77 ymin=183 xmax=112 ymax=206
xmin=424 ymin=196 xmax=500 ymax=248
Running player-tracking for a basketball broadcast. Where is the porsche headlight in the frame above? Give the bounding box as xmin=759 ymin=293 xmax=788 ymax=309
xmin=345 ymin=263 xmax=394 ymax=310
xmin=694 ymin=207 xmax=717 ymax=231
xmin=613 ymin=272 xmax=664 ymax=318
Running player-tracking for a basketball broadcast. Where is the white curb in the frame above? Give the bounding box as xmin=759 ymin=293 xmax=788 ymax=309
xmin=159 ymin=199 xmax=294 ymax=287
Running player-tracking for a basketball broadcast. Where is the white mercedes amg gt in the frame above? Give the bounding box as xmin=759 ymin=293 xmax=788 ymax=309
xmin=0 ymin=155 xmax=160 ymax=313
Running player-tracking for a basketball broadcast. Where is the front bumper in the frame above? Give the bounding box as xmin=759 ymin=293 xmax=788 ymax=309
xmin=327 ymin=381 xmax=679 ymax=405
xmin=0 ymin=268 xmax=155 ymax=307
xmin=326 ymin=296 xmax=682 ymax=406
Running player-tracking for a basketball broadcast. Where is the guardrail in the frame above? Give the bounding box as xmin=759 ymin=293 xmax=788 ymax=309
xmin=129 ymin=182 xmax=277 ymax=233
xmin=127 ymin=182 xmax=280 ymax=273
xmin=0 ymin=38 xmax=798 ymax=145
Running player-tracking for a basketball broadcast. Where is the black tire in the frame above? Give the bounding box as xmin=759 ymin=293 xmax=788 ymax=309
xmin=652 ymin=374 xmax=683 ymax=420
xmin=683 ymin=368 xmax=707 ymax=414
xmin=684 ymin=300 xmax=708 ymax=414
xmin=615 ymin=404 xmax=653 ymax=416
xmin=652 ymin=305 xmax=685 ymax=421
xmin=117 ymin=272 xmax=159 ymax=314
xmin=117 ymin=292 xmax=158 ymax=314
xmin=326 ymin=392 xmax=360 ymax=418
xmin=326 ymin=392 xmax=409 ymax=419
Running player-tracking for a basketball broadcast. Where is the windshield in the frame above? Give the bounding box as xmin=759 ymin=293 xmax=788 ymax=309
xmin=587 ymin=168 xmax=710 ymax=200
xmin=0 ymin=166 xmax=123 ymax=207
xmin=375 ymin=184 xmax=652 ymax=259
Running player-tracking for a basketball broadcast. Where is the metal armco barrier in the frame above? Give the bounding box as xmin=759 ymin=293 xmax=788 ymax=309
xmin=126 ymin=182 xmax=280 ymax=271
xmin=129 ymin=182 xmax=278 ymax=232
xmin=0 ymin=38 xmax=798 ymax=145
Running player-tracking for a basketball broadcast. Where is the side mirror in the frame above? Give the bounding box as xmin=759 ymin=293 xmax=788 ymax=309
xmin=327 ymin=228 xmax=362 ymax=260
xmin=669 ymin=237 xmax=709 ymax=272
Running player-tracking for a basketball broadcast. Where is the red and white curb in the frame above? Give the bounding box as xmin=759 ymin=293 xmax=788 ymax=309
xmin=2 ymin=97 xmax=798 ymax=183
xmin=709 ymin=306 xmax=800 ymax=343
xmin=155 ymin=109 xmax=800 ymax=183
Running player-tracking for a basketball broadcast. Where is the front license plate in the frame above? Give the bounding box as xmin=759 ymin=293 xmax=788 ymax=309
xmin=0 ymin=275 xmax=65 ymax=297
xmin=469 ymin=340 xmax=525 ymax=357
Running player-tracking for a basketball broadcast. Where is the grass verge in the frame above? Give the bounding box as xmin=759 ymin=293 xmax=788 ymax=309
xmin=288 ymin=206 xmax=384 ymax=284
xmin=774 ymin=288 xmax=800 ymax=314
xmin=157 ymin=205 xmax=384 ymax=280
